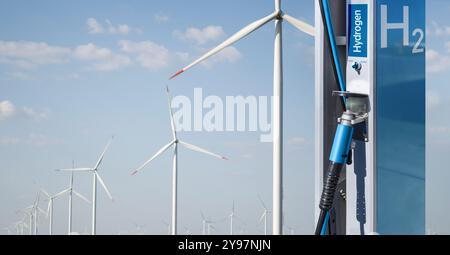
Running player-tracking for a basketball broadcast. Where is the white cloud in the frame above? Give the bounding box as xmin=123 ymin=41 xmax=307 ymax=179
xmin=87 ymin=18 xmax=104 ymax=34
xmin=175 ymin=52 xmax=190 ymax=62
xmin=154 ymin=13 xmax=169 ymax=23
xmin=73 ymin=43 xmax=114 ymax=61
xmin=87 ymin=18 xmax=141 ymax=35
xmin=73 ymin=43 xmax=131 ymax=71
xmin=0 ymin=100 xmax=48 ymax=121
xmin=5 ymin=71 xmax=34 ymax=81
xmin=174 ymin=25 xmax=226 ymax=45
xmin=119 ymin=40 xmax=170 ymax=70
xmin=106 ymin=20 xmax=132 ymax=35
xmin=0 ymin=41 xmax=70 ymax=69
xmin=22 ymin=107 xmax=49 ymax=121
xmin=0 ymin=101 xmax=16 ymax=120
xmin=0 ymin=38 xmax=178 ymax=73
xmin=427 ymin=49 xmax=450 ymax=73
xmin=430 ymin=21 xmax=450 ymax=37
xmin=0 ymin=133 xmax=61 ymax=146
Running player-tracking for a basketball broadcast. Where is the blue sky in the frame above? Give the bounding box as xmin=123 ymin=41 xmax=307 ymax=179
xmin=0 ymin=0 xmax=449 ymax=235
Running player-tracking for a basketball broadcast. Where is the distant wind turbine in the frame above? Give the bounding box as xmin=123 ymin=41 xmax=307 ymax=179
xmin=258 ymin=195 xmax=271 ymax=235
xmin=56 ymin=161 xmax=91 ymax=235
xmin=131 ymin=86 xmax=228 ymax=235
xmin=229 ymin=201 xmax=236 ymax=235
xmin=41 ymin=188 xmax=69 ymax=235
xmin=56 ymin=137 xmax=114 ymax=235
xmin=169 ymin=0 xmax=315 ymax=235
xmin=201 ymin=212 xmax=222 ymax=235
xmin=18 ymin=209 xmax=33 ymax=235
xmin=26 ymin=192 xmax=46 ymax=235
xmin=41 ymin=185 xmax=89 ymax=235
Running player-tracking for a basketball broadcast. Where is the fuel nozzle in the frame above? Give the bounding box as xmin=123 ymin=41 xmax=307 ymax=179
xmin=315 ymin=92 xmax=370 ymax=235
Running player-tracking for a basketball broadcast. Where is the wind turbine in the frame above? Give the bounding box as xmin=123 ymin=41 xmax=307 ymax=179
xmin=258 ymin=195 xmax=271 ymax=235
xmin=56 ymin=137 xmax=114 ymax=235
xmin=169 ymin=0 xmax=314 ymax=235
xmin=229 ymin=201 xmax=235 ymax=235
xmin=41 ymin=186 xmax=90 ymax=235
xmin=56 ymin=161 xmax=91 ymax=235
xmin=14 ymin=221 xmax=28 ymax=235
xmin=132 ymin=86 xmax=228 ymax=235
xmin=18 ymin=209 xmax=33 ymax=235
xmin=26 ymin=192 xmax=46 ymax=235
xmin=41 ymin=189 xmax=67 ymax=235
xmin=228 ymin=201 xmax=246 ymax=235
xmin=201 ymin=212 xmax=221 ymax=235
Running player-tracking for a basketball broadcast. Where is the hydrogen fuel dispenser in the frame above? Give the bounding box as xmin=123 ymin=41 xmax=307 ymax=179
xmin=315 ymin=0 xmax=425 ymax=235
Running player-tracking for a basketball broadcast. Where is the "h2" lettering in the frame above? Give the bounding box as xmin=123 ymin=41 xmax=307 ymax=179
xmin=380 ymin=4 xmax=424 ymax=54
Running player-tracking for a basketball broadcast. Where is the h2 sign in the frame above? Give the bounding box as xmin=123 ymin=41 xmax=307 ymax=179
xmin=379 ymin=2 xmax=425 ymax=54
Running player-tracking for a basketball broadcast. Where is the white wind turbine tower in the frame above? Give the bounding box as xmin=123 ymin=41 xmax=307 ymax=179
xmin=56 ymin=161 xmax=91 ymax=235
xmin=229 ymin=201 xmax=244 ymax=235
xmin=56 ymin=137 xmax=114 ymax=235
xmin=258 ymin=195 xmax=271 ymax=235
xmin=132 ymin=86 xmax=228 ymax=235
xmin=169 ymin=0 xmax=315 ymax=235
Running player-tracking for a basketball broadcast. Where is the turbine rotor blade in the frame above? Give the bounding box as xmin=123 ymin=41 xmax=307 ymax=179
xmin=94 ymin=136 xmax=114 ymax=170
xmin=73 ymin=190 xmax=91 ymax=204
xmin=131 ymin=140 xmax=175 ymax=175
xmin=166 ymin=86 xmax=177 ymax=140
xmin=37 ymin=207 xmax=47 ymax=216
xmin=40 ymin=189 xmax=51 ymax=199
xmin=259 ymin=212 xmax=266 ymax=224
xmin=282 ymin=13 xmax=315 ymax=37
xmin=95 ymin=172 xmax=113 ymax=201
xmin=46 ymin=200 xmax=51 ymax=218
xmin=179 ymin=141 xmax=228 ymax=160
xmin=201 ymin=211 xmax=206 ymax=221
xmin=56 ymin=168 xmax=94 ymax=172
xmin=53 ymin=188 xmax=71 ymax=198
xmin=170 ymin=12 xmax=277 ymax=79
xmin=257 ymin=195 xmax=268 ymax=210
